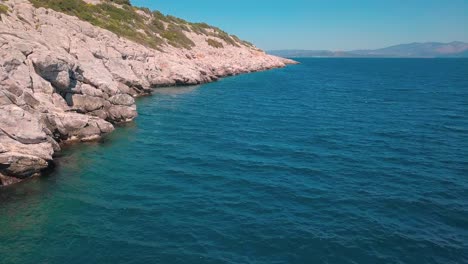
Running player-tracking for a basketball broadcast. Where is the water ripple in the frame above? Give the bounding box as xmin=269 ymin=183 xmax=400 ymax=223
xmin=1 ymin=59 xmax=468 ymax=264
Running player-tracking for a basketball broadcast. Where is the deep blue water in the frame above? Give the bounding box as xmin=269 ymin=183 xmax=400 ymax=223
xmin=1 ymin=58 xmax=467 ymax=264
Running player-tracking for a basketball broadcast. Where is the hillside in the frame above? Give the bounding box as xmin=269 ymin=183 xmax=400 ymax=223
xmin=0 ymin=0 xmax=295 ymax=186
xmin=27 ymin=0 xmax=255 ymax=50
xmin=269 ymin=41 xmax=468 ymax=58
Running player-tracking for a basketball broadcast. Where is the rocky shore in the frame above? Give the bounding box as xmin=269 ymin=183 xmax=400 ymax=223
xmin=0 ymin=0 xmax=296 ymax=186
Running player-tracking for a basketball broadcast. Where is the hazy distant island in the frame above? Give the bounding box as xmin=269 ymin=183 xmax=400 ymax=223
xmin=0 ymin=0 xmax=295 ymax=186
xmin=269 ymin=41 xmax=468 ymax=58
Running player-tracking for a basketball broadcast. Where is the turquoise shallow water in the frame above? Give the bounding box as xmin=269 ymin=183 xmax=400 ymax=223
xmin=1 ymin=58 xmax=468 ymax=263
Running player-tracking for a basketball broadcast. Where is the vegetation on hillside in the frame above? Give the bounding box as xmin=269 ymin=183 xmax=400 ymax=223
xmin=206 ymin=38 xmax=224 ymax=48
xmin=161 ymin=24 xmax=195 ymax=49
xmin=0 ymin=3 xmax=9 ymax=16
xmin=29 ymin=0 xmax=164 ymax=49
xmin=28 ymin=0 xmax=254 ymax=50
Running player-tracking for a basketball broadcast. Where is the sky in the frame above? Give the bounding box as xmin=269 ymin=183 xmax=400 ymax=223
xmin=131 ymin=0 xmax=468 ymax=51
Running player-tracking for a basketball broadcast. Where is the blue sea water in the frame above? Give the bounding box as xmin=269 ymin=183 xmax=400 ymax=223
xmin=1 ymin=58 xmax=468 ymax=264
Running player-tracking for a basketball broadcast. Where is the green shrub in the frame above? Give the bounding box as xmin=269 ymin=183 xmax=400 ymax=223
xmin=161 ymin=24 xmax=195 ymax=49
xmin=149 ymin=17 xmax=165 ymax=33
xmin=190 ymin=22 xmax=211 ymax=35
xmin=135 ymin=6 xmax=151 ymax=15
xmin=206 ymin=38 xmax=223 ymax=48
xmin=167 ymin=15 xmax=187 ymax=25
xmin=231 ymin=35 xmax=254 ymax=47
xmin=0 ymin=4 xmax=9 ymax=15
xmin=215 ymin=29 xmax=239 ymax=47
xmin=109 ymin=0 xmax=130 ymax=5
xmin=152 ymin=10 xmax=169 ymax=22
xmin=178 ymin=24 xmax=191 ymax=32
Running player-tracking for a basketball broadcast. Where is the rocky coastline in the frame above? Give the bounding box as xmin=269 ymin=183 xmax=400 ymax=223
xmin=0 ymin=0 xmax=296 ymax=186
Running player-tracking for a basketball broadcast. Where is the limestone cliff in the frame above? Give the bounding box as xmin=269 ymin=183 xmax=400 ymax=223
xmin=0 ymin=0 xmax=295 ymax=186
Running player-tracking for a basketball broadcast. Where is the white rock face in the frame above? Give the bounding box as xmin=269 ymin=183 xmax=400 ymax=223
xmin=0 ymin=0 xmax=296 ymax=185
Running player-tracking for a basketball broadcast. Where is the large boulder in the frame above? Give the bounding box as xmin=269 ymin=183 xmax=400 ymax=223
xmin=107 ymin=105 xmax=137 ymax=123
xmin=66 ymin=94 xmax=106 ymax=112
xmin=0 ymin=130 xmax=54 ymax=182
xmin=0 ymin=173 xmax=22 ymax=186
xmin=108 ymin=94 xmax=135 ymax=106
xmin=0 ymin=105 xmax=48 ymax=144
xmin=44 ymin=112 xmax=114 ymax=141
xmin=79 ymin=84 xmax=104 ymax=97
xmin=0 ymin=152 xmax=49 ymax=179
xmin=31 ymin=53 xmax=74 ymax=91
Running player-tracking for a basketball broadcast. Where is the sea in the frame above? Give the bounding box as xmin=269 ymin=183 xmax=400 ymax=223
xmin=1 ymin=58 xmax=467 ymax=264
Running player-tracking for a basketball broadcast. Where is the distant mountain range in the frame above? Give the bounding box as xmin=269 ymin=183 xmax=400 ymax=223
xmin=269 ymin=41 xmax=468 ymax=58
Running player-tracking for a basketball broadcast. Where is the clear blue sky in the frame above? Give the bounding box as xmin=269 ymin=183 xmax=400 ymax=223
xmin=131 ymin=0 xmax=468 ymax=51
